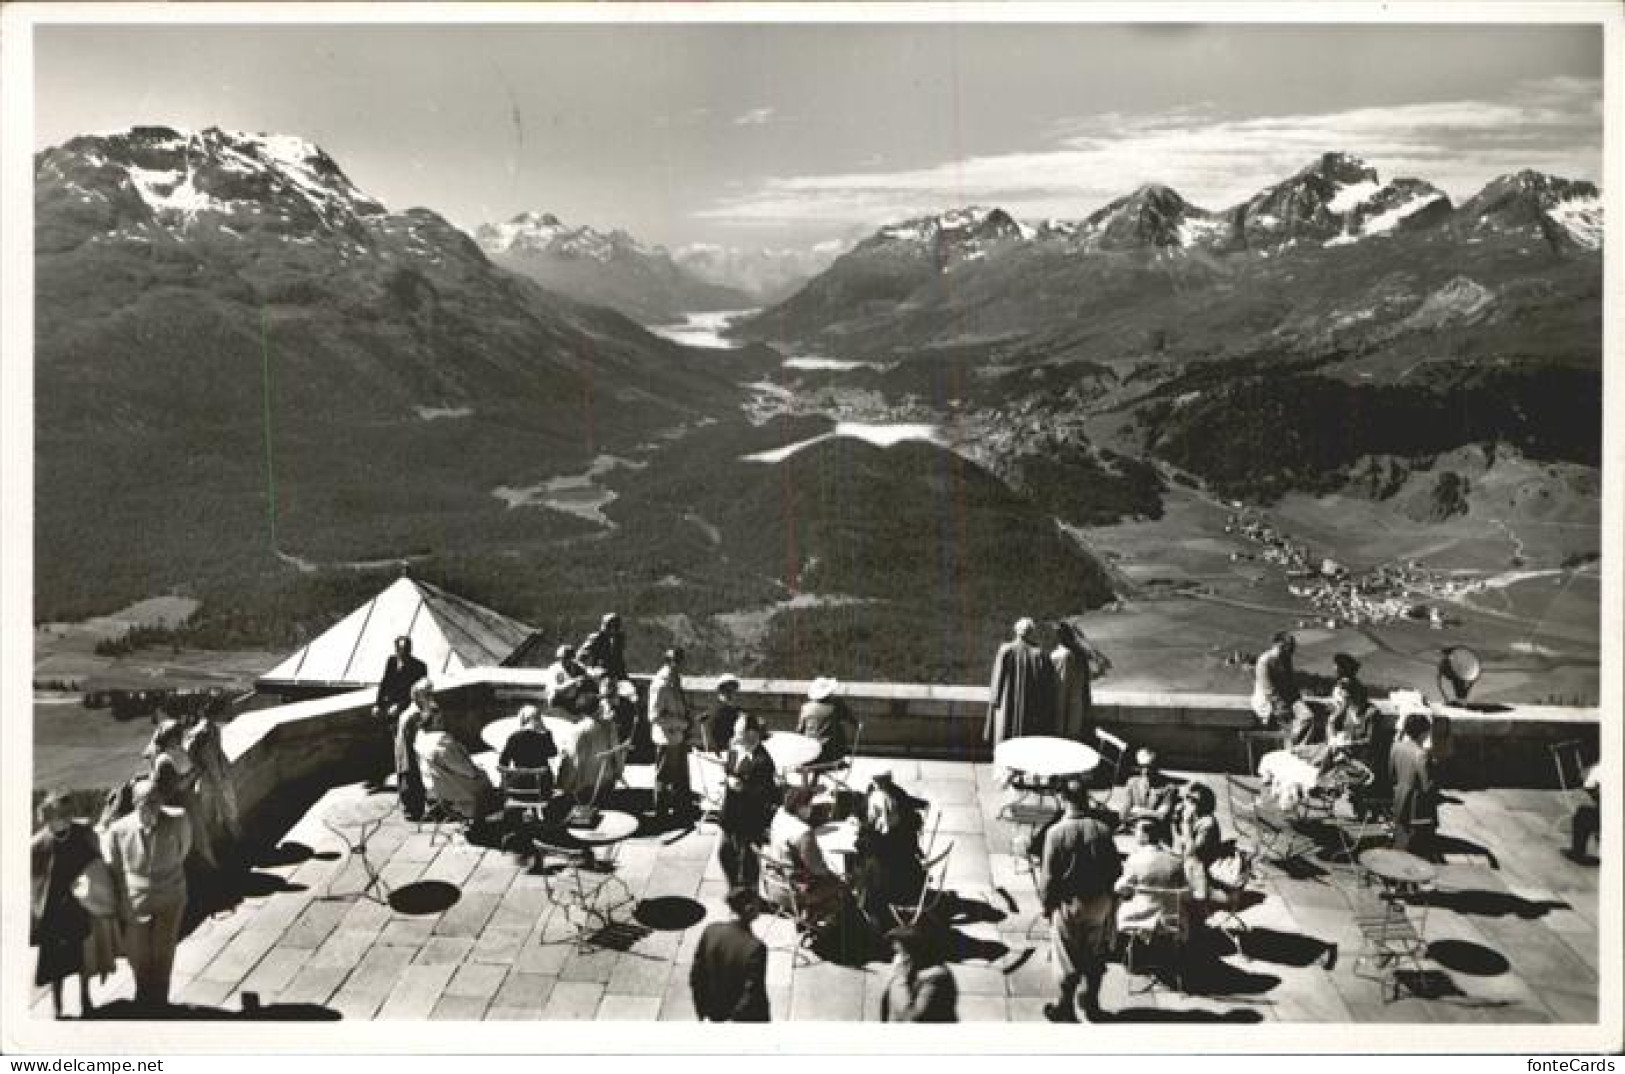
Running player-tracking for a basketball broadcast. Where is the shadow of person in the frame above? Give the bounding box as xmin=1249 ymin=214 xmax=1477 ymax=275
xmin=1413 ymin=889 xmax=1567 ymax=920
xmin=1101 ymin=1005 xmax=1266 ymax=1023
xmin=1232 ymin=925 xmax=1337 ymax=969
xmin=86 ymin=998 xmax=342 ymax=1021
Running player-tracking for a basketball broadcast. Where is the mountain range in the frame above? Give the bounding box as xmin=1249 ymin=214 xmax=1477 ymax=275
xmin=739 ymin=151 xmax=1602 ymax=356
xmin=32 ymin=128 xmax=1605 ymax=683
xmin=474 ymin=211 xmax=753 ymax=324
xmin=34 ymin=125 xmax=746 ymax=620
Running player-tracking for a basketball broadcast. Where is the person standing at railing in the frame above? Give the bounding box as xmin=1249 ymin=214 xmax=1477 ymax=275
xmin=1052 ymin=620 xmax=1110 ymax=744
xmin=1251 ymin=631 xmax=1315 ymax=745
xmin=985 ymin=617 xmax=1056 ymax=745
xmin=1390 ymin=710 xmax=1439 ymax=856
xmin=105 ymin=778 xmax=191 ymax=1011
xmin=184 ymin=711 xmax=242 ymax=871
xmin=705 ymin=674 xmax=744 ymax=756
xmin=1566 ymin=761 xmax=1601 ymax=865
xmin=373 ymin=635 xmax=427 ymax=721
xmin=578 ymin=612 xmax=628 ymax=682
xmin=648 ymin=648 xmax=696 ymax=821
xmin=30 ymin=792 xmax=101 ymax=1019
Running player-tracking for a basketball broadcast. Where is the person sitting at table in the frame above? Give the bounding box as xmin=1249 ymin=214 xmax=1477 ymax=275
xmin=719 ymin=715 xmax=778 ymax=889
xmin=1116 ymin=818 xmax=1202 ymax=930
xmin=394 ymin=680 xmax=435 ymax=821
xmin=556 ymin=692 xmax=625 ymax=804
xmin=706 ymin=674 xmax=745 ymax=755
xmin=798 ymin=677 xmax=856 ymax=765
xmin=1390 ymin=710 xmax=1439 ymax=856
xmin=1173 ymin=782 xmax=1224 ymax=869
xmin=1122 ymin=748 xmax=1179 ymax=828
xmin=542 ymin=645 xmax=591 ymax=717
xmin=768 ymin=786 xmax=845 ymax=921
xmin=415 ymin=714 xmax=502 ymax=835
xmin=498 ymin=704 xmax=558 ymax=803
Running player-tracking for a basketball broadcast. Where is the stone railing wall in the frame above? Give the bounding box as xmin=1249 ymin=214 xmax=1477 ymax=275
xmin=218 ymin=670 xmax=1599 ymax=844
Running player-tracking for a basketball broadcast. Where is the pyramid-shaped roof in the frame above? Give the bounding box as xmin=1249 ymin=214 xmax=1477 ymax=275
xmin=257 ymin=576 xmax=535 ymax=691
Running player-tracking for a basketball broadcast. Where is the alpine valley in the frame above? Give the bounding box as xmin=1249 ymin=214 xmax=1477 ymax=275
xmin=35 ymin=132 xmax=1603 ymax=703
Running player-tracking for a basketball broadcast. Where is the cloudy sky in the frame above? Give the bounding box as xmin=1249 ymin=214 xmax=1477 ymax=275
xmin=34 ymin=18 xmax=1604 ymax=250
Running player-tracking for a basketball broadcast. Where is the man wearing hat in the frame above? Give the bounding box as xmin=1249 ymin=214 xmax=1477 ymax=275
xmin=578 ymin=612 xmax=628 ymax=682
xmin=985 ymin=617 xmax=1056 ymax=744
xmin=690 ymin=887 xmax=770 ymax=1022
xmin=798 ymin=676 xmax=856 ymax=766
xmin=1123 ymin=748 xmax=1178 ymax=828
xmin=105 ymin=778 xmax=192 ymax=1009
xmin=706 ymin=674 xmax=745 ymax=755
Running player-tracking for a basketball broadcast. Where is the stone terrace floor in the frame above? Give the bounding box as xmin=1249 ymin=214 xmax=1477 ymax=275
xmin=35 ymin=756 xmax=1600 ymax=1024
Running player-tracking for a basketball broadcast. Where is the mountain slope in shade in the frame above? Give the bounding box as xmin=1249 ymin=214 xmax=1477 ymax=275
xmin=35 ymin=125 xmax=740 ymax=619
xmin=475 ymin=211 xmax=753 ymax=324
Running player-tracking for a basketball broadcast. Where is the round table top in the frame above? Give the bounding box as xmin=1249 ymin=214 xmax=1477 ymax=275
xmin=568 ymin=809 xmax=640 ymax=845
xmin=481 ymin=715 xmax=579 ymax=753
xmin=1359 ymin=848 xmax=1436 ymax=885
xmin=994 ymin=736 xmax=1102 ymax=779
xmin=325 ymin=794 xmax=397 ymax=829
xmin=763 ymin=732 xmax=822 ymax=771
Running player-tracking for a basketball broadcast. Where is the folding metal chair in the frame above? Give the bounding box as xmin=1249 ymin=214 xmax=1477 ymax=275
xmin=1549 ymin=740 xmax=1590 ymax=838
xmin=1224 ymin=773 xmax=1315 ymax=868
xmin=1093 ymin=730 xmax=1130 ymax=813
xmin=889 ymin=842 xmax=955 ymax=930
xmin=691 ymin=752 xmax=728 ymax=829
xmin=802 ymin=721 xmax=865 ymax=794
xmin=498 ymin=764 xmax=554 ymax=827
xmin=1327 ymin=862 xmax=1432 ymax=1002
xmin=1119 ymin=884 xmax=1189 ymax=993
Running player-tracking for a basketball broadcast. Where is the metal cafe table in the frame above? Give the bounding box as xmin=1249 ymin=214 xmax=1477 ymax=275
xmin=995 ymin=735 xmax=1102 ymax=809
xmin=535 ymin=808 xmax=641 ymax=951
xmin=763 ymin=731 xmax=824 ymax=785
xmin=319 ymin=793 xmax=398 ymax=904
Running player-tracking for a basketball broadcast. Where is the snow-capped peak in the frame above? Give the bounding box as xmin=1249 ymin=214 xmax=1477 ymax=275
xmin=474 ymin=212 xmax=647 ymax=262
xmin=45 ymin=125 xmax=386 ymax=237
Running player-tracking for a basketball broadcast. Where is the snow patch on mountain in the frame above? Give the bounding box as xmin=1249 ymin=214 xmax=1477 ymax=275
xmin=1548 ymin=194 xmax=1602 ymax=250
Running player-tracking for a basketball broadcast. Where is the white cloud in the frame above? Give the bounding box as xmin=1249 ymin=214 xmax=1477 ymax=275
xmin=697 ymin=77 xmax=1601 ymax=228
xmin=732 ymin=107 xmax=777 ymax=127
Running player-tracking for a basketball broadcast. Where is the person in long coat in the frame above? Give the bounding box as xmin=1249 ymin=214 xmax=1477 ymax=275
xmin=984 ymin=617 xmax=1056 ymax=744
xmin=718 ymin=716 xmax=777 ymax=889
xmin=1052 ymin=620 xmax=1109 ymax=743
xmin=1390 ymin=711 xmax=1439 ymax=855
xmin=647 ymin=649 xmax=695 ymax=819
xmin=30 ymin=792 xmax=99 ymax=1018
xmin=184 ymin=712 xmax=241 ymax=870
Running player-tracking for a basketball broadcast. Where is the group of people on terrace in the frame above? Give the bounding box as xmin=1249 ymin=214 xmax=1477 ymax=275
xmin=29 ymin=707 xmax=240 ymax=1018
xmin=30 ymin=610 xmax=1600 ymax=1024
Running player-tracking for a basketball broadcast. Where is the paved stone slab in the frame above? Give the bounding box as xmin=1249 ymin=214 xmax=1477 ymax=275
xmin=378 ymin=963 xmax=457 ymax=1019
xmin=434 ymin=893 xmax=500 ymax=939
xmin=415 ymin=936 xmax=476 ymax=966
xmin=542 ymin=981 xmax=606 ymax=1020
xmin=237 ymin=946 xmax=312 ymax=998
xmin=430 ymin=995 xmax=491 ymax=1020
xmin=597 ymin=994 xmax=662 ymax=1021
xmin=445 ymin=961 xmax=509 ymax=999
xmin=489 ymin=970 xmax=557 ymax=1015
xmin=277 ymin=963 xmax=350 ymax=1007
